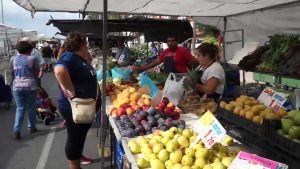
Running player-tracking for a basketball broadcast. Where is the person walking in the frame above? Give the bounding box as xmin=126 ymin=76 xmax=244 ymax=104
xmin=11 ymin=41 xmax=40 ymax=140
xmin=54 ymin=32 xmax=99 ymax=169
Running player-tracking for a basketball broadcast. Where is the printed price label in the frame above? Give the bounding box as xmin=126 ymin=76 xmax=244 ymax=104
xmin=229 ymin=151 xmax=288 ymax=169
xmin=257 ymin=87 xmax=289 ymax=111
xmin=192 ymin=111 xmax=226 ymax=148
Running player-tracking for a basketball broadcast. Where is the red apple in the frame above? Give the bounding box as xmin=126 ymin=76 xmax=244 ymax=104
xmin=162 ymin=97 xmax=169 ymax=105
xmin=164 ymin=107 xmax=173 ymax=116
xmin=122 ymin=103 xmax=131 ymax=109
xmin=158 ymin=102 xmax=166 ymax=108
xmin=167 ymin=102 xmax=175 ymax=110
xmin=172 ymin=110 xmax=180 ymax=120
xmin=156 ymin=106 xmax=163 ymax=111
xmin=117 ymin=108 xmax=126 ymax=117
xmin=126 ymin=107 xmax=134 ymax=116
xmin=142 ymin=105 xmax=150 ymax=111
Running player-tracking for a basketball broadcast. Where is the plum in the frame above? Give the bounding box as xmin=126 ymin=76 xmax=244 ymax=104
xmin=151 ymin=127 xmax=158 ymax=133
xmin=159 ymin=125 xmax=168 ymax=131
xmin=125 ymin=123 xmax=135 ymax=129
xmin=120 ymin=115 xmax=128 ymax=121
xmin=148 ymin=119 xmax=157 ymax=127
xmin=164 ymin=118 xmax=173 ymax=127
xmin=139 ymin=132 xmax=146 ymax=136
xmin=178 ymin=124 xmax=186 ymax=129
xmin=154 ymin=114 xmax=162 ymax=119
xmin=141 ymin=120 xmax=147 ymax=125
xmin=146 ymin=131 xmax=152 ymax=135
xmin=178 ymin=120 xmax=185 ymax=125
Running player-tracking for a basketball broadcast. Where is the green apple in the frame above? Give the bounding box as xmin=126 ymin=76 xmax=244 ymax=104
xmin=158 ymin=149 xmax=170 ymax=162
xmin=203 ymin=164 xmax=213 ymax=169
xmin=185 ymin=148 xmax=196 ymax=157
xmin=128 ymin=140 xmax=137 ymax=148
xmin=166 ymin=141 xmax=178 ymax=153
xmin=164 ymin=131 xmax=175 ymax=139
xmin=182 ymin=129 xmax=193 ymax=139
xmin=169 ymin=127 xmax=178 ymax=133
xmin=162 ymin=137 xmax=171 ymax=145
xmin=141 ymin=147 xmax=152 ymax=155
xmin=211 ymin=162 xmax=226 ymax=169
xmin=182 ymin=166 xmax=192 ymax=169
xmin=191 ymin=165 xmax=201 ymax=169
xmin=194 ymin=143 xmax=204 ymax=150
xmin=218 ymin=146 xmax=228 ymax=154
xmin=137 ymin=136 xmax=148 ymax=145
xmin=150 ymin=159 xmax=165 ymax=169
xmin=194 ymin=157 xmax=206 ymax=168
xmin=178 ymin=136 xmax=189 ymax=148
xmin=172 ymin=163 xmax=182 ymax=169
xmin=148 ymin=153 xmax=158 ymax=160
xmin=154 ymin=135 xmax=163 ymax=141
xmin=221 ymin=157 xmax=233 ymax=167
xmin=137 ymin=157 xmax=150 ymax=168
xmin=153 ymin=143 xmax=164 ymax=154
xmin=212 ymin=157 xmax=221 ymax=163
xmin=195 ymin=148 xmax=209 ymax=159
xmin=148 ymin=134 xmax=154 ymax=139
xmin=170 ymin=150 xmax=183 ymax=163
xmin=130 ymin=143 xmax=141 ymax=154
xmin=181 ymin=155 xmax=194 ymax=166
xmin=189 ymin=135 xmax=197 ymax=144
xmin=165 ymin=160 xmax=174 ymax=169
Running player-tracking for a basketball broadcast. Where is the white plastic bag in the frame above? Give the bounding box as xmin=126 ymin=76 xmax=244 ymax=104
xmin=163 ymin=73 xmax=185 ymax=106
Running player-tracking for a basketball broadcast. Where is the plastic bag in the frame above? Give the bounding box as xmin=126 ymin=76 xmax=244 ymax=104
xmin=163 ymin=73 xmax=185 ymax=106
xmin=139 ymin=73 xmax=159 ymax=98
xmin=96 ymin=68 xmax=111 ymax=81
xmin=111 ymin=67 xmax=130 ymax=81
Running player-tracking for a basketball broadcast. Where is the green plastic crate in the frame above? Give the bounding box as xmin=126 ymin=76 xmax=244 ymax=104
xmin=281 ymin=77 xmax=300 ymax=88
xmin=253 ymin=72 xmax=279 ymax=84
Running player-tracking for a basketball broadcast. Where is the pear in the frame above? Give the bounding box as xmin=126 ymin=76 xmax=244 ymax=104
xmin=194 ymin=157 xmax=206 ymax=168
xmin=221 ymin=157 xmax=233 ymax=167
xmin=172 ymin=163 xmax=183 ymax=169
xmin=182 ymin=129 xmax=193 ymax=139
xmin=136 ymin=157 xmax=150 ymax=168
xmin=203 ymin=164 xmax=213 ymax=169
xmin=182 ymin=166 xmax=192 ymax=169
xmin=178 ymin=136 xmax=189 ymax=148
xmin=170 ymin=150 xmax=183 ymax=163
xmin=185 ymin=148 xmax=196 ymax=157
xmin=166 ymin=141 xmax=178 ymax=153
xmin=158 ymin=149 xmax=170 ymax=162
xmin=165 ymin=160 xmax=174 ymax=169
xmin=130 ymin=143 xmax=141 ymax=154
xmin=181 ymin=155 xmax=194 ymax=166
xmin=195 ymin=148 xmax=209 ymax=159
xmin=153 ymin=143 xmax=164 ymax=154
xmin=150 ymin=159 xmax=165 ymax=169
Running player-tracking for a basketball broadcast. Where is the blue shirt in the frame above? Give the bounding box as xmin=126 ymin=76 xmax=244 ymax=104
xmin=11 ymin=54 xmax=39 ymax=91
xmin=56 ymin=52 xmax=97 ymax=110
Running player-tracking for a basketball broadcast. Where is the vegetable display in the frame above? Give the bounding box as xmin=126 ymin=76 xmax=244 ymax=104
xmin=147 ymin=72 xmax=169 ymax=85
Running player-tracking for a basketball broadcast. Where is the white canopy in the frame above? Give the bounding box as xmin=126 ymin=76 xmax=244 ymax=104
xmin=13 ymin=0 xmax=298 ymax=17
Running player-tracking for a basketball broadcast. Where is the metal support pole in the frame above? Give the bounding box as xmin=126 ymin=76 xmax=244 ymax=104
xmin=100 ymin=0 xmax=108 ymax=168
xmin=1 ymin=0 xmax=8 ymax=57
xmin=222 ymin=17 xmax=227 ymax=63
xmin=241 ymin=29 xmax=246 ymax=87
xmin=191 ymin=20 xmax=196 ymax=56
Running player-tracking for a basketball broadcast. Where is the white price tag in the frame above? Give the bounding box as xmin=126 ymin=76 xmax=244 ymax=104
xmin=257 ymin=87 xmax=289 ymax=111
xmin=191 ymin=111 xmax=226 ymax=148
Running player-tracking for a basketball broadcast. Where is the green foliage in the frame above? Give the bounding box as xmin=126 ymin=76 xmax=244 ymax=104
xmin=130 ymin=43 xmax=151 ymax=65
xmin=196 ymin=23 xmax=219 ymax=38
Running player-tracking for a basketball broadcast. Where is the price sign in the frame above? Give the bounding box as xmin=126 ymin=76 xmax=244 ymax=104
xmin=192 ymin=111 xmax=226 ymax=148
xmin=229 ymin=151 xmax=288 ymax=169
xmin=257 ymin=87 xmax=290 ymax=111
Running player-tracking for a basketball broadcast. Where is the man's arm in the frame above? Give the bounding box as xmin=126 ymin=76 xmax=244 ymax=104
xmin=141 ymin=57 xmax=161 ymax=70
xmin=33 ymin=49 xmax=45 ymax=78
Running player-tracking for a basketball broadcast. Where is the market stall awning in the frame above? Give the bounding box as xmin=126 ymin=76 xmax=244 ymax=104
xmin=47 ymin=17 xmax=193 ymax=43
xmin=13 ymin=0 xmax=298 ymax=17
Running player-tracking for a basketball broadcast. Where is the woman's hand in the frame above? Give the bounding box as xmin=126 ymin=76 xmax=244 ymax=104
xmin=63 ymin=89 xmax=75 ymax=98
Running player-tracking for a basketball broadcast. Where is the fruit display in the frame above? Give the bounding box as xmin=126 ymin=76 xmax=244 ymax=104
xmin=277 ymin=110 xmax=300 ymax=143
xmin=179 ymin=95 xmax=217 ymax=115
xmin=219 ymin=95 xmax=288 ymax=124
xmin=114 ymin=101 xmax=183 ymax=137
xmin=128 ymin=127 xmax=238 ymax=169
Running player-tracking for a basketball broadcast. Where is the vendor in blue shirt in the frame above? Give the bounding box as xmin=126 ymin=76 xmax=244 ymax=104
xmin=115 ymin=38 xmax=132 ymax=66
xmin=54 ymin=32 xmax=99 ymax=169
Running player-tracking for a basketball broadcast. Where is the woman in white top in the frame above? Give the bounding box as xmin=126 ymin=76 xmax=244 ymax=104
xmin=194 ymin=43 xmax=225 ymax=101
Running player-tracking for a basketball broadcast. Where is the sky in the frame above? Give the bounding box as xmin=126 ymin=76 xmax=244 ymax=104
xmin=2 ymin=0 xmax=79 ymax=37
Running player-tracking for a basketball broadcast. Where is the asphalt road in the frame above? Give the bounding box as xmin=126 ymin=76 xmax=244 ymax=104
xmin=0 ymin=72 xmax=111 ymax=169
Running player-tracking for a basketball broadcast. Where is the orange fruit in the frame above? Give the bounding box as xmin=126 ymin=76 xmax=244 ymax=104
xmin=144 ymin=98 xmax=151 ymax=106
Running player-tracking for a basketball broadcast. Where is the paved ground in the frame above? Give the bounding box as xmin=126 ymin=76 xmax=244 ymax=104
xmin=0 ymin=72 xmax=111 ymax=169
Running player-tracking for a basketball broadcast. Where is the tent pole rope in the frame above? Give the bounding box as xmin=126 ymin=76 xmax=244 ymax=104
xmin=100 ymin=0 xmax=108 ymax=168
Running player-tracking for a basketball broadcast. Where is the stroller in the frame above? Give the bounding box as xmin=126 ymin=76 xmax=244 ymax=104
xmin=36 ymin=87 xmax=60 ymax=125
xmin=0 ymin=74 xmax=12 ymax=109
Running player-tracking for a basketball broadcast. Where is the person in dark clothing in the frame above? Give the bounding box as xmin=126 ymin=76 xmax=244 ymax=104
xmin=54 ymin=32 xmax=99 ymax=169
xmin=42 ymin=45 xmax=53 ymax=71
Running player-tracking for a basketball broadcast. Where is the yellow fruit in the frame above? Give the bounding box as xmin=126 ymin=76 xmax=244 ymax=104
xmin=239 ymin=109 xmax=246 ymax=117
xmin=233 ymin=107 xmax=242 ymax=114
xmin=265 ymin=113 xmax=279 ymax=120
xmin=235 ymin=102 xmax=245 ymax=108
xmin=225 ymin=104 xmax=234 ymax=112
xmin=229 ymin=101 xmax=236 ymax=107
xmin=277 ymin=108 xmax=288 ymax=118
xmin=220 ymin=101 xmax=227 ymax=109
xmin=244 ymin=105 xmax=251 ymax=110
xmin=129 ymin=87 xmax=136 ymax=94
xmin=245 ymin=111 xmax=254 ymax=120
xmin=253 ymin=115 xmax=263 ymax=124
